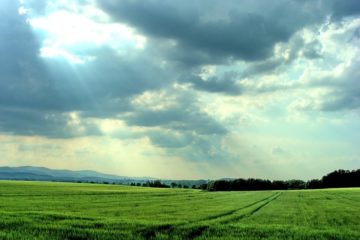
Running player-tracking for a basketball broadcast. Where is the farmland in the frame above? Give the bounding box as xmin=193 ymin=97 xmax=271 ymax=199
xmin=0 ymin=181 xmax=359 ymax=239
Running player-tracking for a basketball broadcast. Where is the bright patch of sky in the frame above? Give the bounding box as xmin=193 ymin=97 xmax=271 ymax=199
xmin=25 ymin=1 xmax=146 ymax=64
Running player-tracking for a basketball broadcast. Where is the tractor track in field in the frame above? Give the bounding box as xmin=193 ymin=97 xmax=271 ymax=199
xmin=137 ymin=192 xmax=282 ymax=239
xmin=199 ymin=192 xmax=280 ymax=222
xmin=220 ymin=192 xmax=282 ymax=224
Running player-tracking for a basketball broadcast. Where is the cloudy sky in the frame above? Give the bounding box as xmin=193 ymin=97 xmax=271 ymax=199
xmin=1 ymin=0 xmax=359 ymax=180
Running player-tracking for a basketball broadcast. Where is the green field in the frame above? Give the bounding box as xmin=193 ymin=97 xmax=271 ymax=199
xmin=0 ymin=181 xmax=359 ymax=239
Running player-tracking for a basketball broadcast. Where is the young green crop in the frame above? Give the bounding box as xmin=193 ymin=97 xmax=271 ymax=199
xmin=0 ymin=181 xmax=359 ymax=239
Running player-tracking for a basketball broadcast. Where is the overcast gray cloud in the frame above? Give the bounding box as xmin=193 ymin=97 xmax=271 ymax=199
xmin=331 ymin=0 xmax=360 ymax=19
xmin=0 ymin=108 xmax=100 ymax=138
xmin=96 ymin=0 xmax=360 ymax=97
xmin=98 ymin=0 xmax=322 ymax=63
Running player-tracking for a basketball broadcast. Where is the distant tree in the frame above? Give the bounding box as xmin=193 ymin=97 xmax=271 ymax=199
xmin=231 ymin=178 xmax=246 ymax=191
xmin=141 ymin=180 xmax=170 ymax=188
xmin=136 ymin=183 xmax=141 ymax=187
xmin=199 ymin=183 xmax=208 ymax=190
xmin=272 ymin=180 xmax=288 ymax=190
xmin=307 ymin=179 xmax=323 ymax=189
xmin=322 ymin=169 xmax=360 ymax=188
xmin=207 ymin=180 xmax=231 ymax=191
xmin=171 ymin=182 xmax=178 ymax=188
xmin=153 ymin=180 xmax=162 ymax=187
xmin=286 ymin=180 xmax=306 ymax=189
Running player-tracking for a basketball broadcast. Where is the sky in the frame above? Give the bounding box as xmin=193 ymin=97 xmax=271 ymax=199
xmin=0 ymin=0 xmax=359 ymax=180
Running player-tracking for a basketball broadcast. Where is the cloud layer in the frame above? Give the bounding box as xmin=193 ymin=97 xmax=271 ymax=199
xmin=0 ymin=0 xmax=359 ymax=178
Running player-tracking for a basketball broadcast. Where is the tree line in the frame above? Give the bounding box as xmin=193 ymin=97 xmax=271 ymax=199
xmin=126 ymin=169 xmax=359 ymax=190
xmin=130 ymin=180 xmax=170 ymax=188
xmin=129 ymin=180 xmax=200 ymax=189
xmin=205 ymin=169 xmax=360 ymax=191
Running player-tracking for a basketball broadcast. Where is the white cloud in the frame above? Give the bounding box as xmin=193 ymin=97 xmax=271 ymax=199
xmin=28 ymin=7 xmax=147 ymax=64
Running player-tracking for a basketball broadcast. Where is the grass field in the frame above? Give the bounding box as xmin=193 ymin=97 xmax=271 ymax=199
xmin=0 ymin=181 xmax=359 ymax=239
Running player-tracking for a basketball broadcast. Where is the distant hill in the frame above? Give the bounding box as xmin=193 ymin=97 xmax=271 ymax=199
xmin=0 ymin=166 xmax=208 ymax=187
xmin=0 ymin=166 xmax=153 ymax=184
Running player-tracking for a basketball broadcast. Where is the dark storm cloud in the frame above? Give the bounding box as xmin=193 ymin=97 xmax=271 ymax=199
xmin=0 ymin=107 xmax=100 ymax=138
xmin=183 ymin=34 xmax=308 ymax=95
xmin=98 ymin=0 xmax=360 ymax=96
xmin=330 ymin=0 xmax=360 ymax=20
xmin=239 ymin=35 xmax=305 ymax=79
xmin=41 ymin=49 xmax=169 ymax=113
xmin=0 ymin=1 xmax=49 ymax=109
xmin=98 ymin=0 xmax=322 ymax=63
